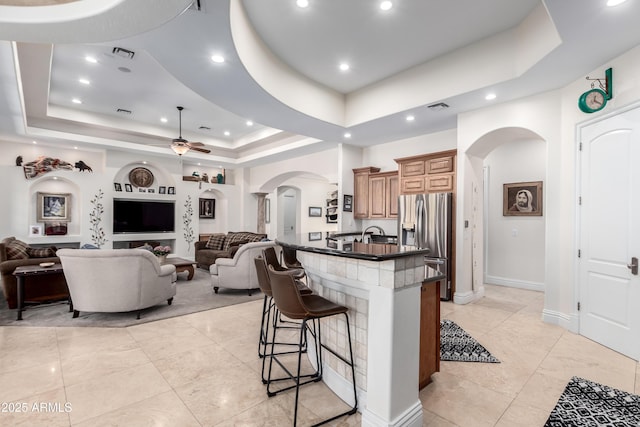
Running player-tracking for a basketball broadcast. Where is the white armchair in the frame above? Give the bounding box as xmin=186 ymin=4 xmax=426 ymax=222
xmin=57 ymin=248 xmax=177 ymax=319
xmin=210 ymin=241 xmax=277 ymax=295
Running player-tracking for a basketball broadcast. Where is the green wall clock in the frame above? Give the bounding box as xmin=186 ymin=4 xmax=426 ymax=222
xmin=578 ymin=88 xmax=607 ymax=113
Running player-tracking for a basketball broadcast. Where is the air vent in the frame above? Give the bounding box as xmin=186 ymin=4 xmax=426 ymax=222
xmin=199 ymin=126 xmax=211 ymax=130
xmin=427 ymin=102 xmax=449 ymax=111
xmin=112 ymin=47 xmax=135 ymax=60
xmin=116 ymin=108 xmax=132 ymax=115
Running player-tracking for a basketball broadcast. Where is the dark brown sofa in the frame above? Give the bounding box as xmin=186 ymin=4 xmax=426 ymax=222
xmin=0 ymin=237 xmax=69 ymax=309
xmin=195 ymin=232 xmax=267 ymax=269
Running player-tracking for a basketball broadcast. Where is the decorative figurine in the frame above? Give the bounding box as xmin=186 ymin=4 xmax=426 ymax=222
xmin=15 ymin=156 xmax=22 ymax=166
xmin=75 ymin=160 xmax=93 ymax=172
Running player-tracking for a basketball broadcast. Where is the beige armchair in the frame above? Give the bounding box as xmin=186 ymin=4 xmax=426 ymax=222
xmin=57 ymin=249 xmax=177 ymax=319
xmin=210 ymin=241 xmax=277 ymax=295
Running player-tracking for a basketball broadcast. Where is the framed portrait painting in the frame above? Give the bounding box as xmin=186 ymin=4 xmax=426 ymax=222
xmin=308 ymin=206 xmax=322 ymax=217
xmin=37 ymin=192 xmax=71 ymax=222
xmin=503 ymin=181 xmax=543 ymax=216
xmin=199 ymin=198 xmax=215 ymax=218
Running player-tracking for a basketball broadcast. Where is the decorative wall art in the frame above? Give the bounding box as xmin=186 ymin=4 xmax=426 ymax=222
xmin=159 ymin=186 xmax=166 ymax=194
xmin=168 ymin=187 xmax=175 ymax=195
xmin=37 ymin=192 xmax=70 ymax=222
xmin=23 ymin=156 xmax=73 ymax=179
xmin=199 ymin=198 xmax=215 ymax=218
xmin=309 ymin=206 xmax=322 ymax=217
xmin=29 ymin=225 xmax=42 ymax=236
xmin=114 ymin=183 xmax=122 ymax=192
xmin=125 ymin=183 xmax=132 ymax=192
xmin=128 ymin=167 xmax=154 ymax=188
xmin=503 ymin=181 xmax=543 ymax=216
xmin=343 ymin=194 xmax=353 ymax=212
xmin=308 ymin=232 xmax=322 ymax=241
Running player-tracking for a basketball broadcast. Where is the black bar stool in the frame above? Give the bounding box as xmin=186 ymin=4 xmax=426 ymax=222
xmin=266 ymin=266 xmax=358 ymax=426
xmin=254 ymin=256 xmax=313 ymax=383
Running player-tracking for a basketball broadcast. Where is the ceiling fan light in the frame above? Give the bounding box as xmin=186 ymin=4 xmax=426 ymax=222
xmin=171 ymin=143 xmax=190 ymax=156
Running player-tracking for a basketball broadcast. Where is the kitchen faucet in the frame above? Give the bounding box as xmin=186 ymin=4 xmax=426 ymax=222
xmin=361 ymin=225 xmax=385 ymax=243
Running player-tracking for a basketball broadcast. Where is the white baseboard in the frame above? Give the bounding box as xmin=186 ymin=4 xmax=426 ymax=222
xmin=453 ymin=290 xmax=476 ymax=304
xmin=485 ymin=274 xmax=544 ymax=292
xmin=542 ymin=308 xmax=579 ymax=333
xmin=361 ymin=400 xmax=423 ymax=427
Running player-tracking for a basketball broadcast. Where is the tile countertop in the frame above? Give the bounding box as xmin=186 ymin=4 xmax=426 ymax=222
xmin=275 ymin=234 xmax=430 ymax=261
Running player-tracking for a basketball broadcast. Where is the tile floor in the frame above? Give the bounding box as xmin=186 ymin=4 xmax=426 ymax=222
xmin=0 ymin=284 xmax=638 ymax=426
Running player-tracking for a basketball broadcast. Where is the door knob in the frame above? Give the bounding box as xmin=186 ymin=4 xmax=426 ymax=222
xmin=627 ymin=257 xmax=638 ymax=275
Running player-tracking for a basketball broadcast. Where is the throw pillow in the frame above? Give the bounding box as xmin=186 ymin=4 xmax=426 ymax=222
xmin=27 ymin=247 xmax=56 ymax=258
xmin=1 ymin=236 xmax=15 ymax=246
xmin=6 ymin=239 xmax=29 ymax=260
xmin=205 ymin=233 xmax=226 ymax=250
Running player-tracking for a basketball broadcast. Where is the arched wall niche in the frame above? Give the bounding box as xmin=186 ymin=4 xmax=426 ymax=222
xmin=29 ymin=174 xmax=81 ymax=236
xmin=198 ymin=187 xmax=227 ymax=234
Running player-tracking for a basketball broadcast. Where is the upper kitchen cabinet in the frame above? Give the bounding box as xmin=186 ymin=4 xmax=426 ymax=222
xmin=395 ymin=150 xmax=457 ymax=195
xmin=353 ymin=167 xmax=380 ymax=219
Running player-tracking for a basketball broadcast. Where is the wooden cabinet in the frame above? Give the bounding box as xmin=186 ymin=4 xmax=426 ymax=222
xmin=396 ymin=150 xmax=457 ymax=195
xmin=353 ymin=167 xmax=380 ymax=219
xmin=419 ymin=279 xmax=441 ymax=389
xmin=353 ymin=168 xmax=399 ymax=219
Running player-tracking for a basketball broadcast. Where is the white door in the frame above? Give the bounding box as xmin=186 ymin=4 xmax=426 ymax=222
xmin=579 ymin=107 xmax=640 ymax=360
xmin=283 ymin=192 xmax=296 ymax=237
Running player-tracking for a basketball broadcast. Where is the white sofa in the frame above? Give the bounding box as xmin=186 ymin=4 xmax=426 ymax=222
xmin=57 ymin=248 xmax=177 ymax=319
xmin=210 ymin=240 xmax=277 ymax=295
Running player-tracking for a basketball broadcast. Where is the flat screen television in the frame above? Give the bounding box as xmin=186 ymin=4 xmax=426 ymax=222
xmin=113 ymin=199 xmax=175 ymax=233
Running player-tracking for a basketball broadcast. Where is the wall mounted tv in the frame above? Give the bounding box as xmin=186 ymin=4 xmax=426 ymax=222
xmin=113 ymin=199 xmax=175 ymax=233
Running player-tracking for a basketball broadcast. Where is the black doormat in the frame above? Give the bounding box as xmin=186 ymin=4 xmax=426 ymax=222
xmin=545 ymin=376 xmax=640 ymax=427
xmin=440 ymin=319 xmax=500 ymax=363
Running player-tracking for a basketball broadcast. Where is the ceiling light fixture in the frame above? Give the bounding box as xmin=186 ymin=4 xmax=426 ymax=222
xmin=427 ymin=102 xmax=450 ymax=110
xmin=296 ymin=0 xmax=309 ymax=8
xmin=246 ymin=120 xmax=254 ymax=126
xmin=85 ymin=56 xmax=97 ymax=63
xmin=344 ymin=132 xmax=352 ymax=139
xmin=485 ymin=93 xmax=497 ymax=100
xmin=32 ymin=140 xmax=37 ymax=144
xmin=406 ymin=115 xmax=415 ymax=122
xmin=339 ymin=63 xmax=350 ymax=72
xmin=211 ymin=55 xmax=225 ymax=63
xmin=171 ymin=143 xmax=190 ymax=156
xmin=224 ymin=131 xmax=230 ymax=136
xmin=160 ymin=117 xmax=168 ymax=123
xmin=380 ymin=1 xmax=393 ymax=11
xmin=72 ymin=98 xmax=82 ymax=104
xmin=78 ymin=78 xmax=90 ymax=85
xmin=607 ymin=0 xmax=627 ymax=6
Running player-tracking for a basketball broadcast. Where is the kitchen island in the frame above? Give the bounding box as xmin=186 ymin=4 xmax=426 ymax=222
xmin=276 ymin=235 xmax=442 ymax=427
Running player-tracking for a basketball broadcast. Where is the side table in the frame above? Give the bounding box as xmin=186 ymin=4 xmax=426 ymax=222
xmin=12 ymin=264 xmax=72 ymax=320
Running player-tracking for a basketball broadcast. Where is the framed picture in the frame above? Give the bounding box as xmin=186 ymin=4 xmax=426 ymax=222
xmin=148 ymin=188 xmax=155 ymax=193
xmin=265 ymin=198 xmax=271 ymax=223
xmin=343 ymin=194 xmax=353 ymax=212
xmin=125 ymin=183 xmax=132 ymax=192
xmin=29 ymin=225 xmax=42 ymax=237
xmin=139 ymin=188 xmax=146 ymax=193
xmin=114 ymin=183 xmax=122 ymax=192
xmin=159 ymin=186 xmax=166 ymax=194
xmin=503 ymin=181 xmax=543 ymax=216
xmin=168 ymin=187 xmax=175 ymax=195
xmin=199 ymin=198 xmax=215 ymax=218
xmin=309 ymin=206 xmax=322 ymax=217
xmin=308 ymin=232 xmax=322 ymax=241
xmin=37 ymin=192 xmax=70 ymax=222
xmin=44 ymin=222 xmax=67 ymax=236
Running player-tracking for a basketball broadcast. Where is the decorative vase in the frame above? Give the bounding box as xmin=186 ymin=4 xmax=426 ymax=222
xmin=216 ymin=173 xmax=224 ymax=184
xmin=157 ymin=254 xmax=167 ymax=264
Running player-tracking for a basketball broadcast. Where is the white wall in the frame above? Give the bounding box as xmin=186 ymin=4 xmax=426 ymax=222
xmin=484 ymin=139 xmax=546 ymax=290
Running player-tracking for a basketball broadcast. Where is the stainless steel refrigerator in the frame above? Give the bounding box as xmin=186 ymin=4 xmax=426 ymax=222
xmin=397 ymin=192 xmax=453 ymax=300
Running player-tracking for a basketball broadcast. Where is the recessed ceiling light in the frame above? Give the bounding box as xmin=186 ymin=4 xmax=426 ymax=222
xmin=380 ymin=1 xmax=393 ymax=11
xmin=78 ymin=78 xmax=90 ymax=85
xmin=32 ymin=140 xmax=37 ymax=144
xmin=297 ymin=0 xmax=309 ymax=7
xmin=73 ymin=146 xmax=78 ymax=149
xmin=72 ymin=98 xmax=82 ymax=104
xmin=607 ymin=0 xmax=627 ymax=6
xmin=211 ymin=55 xmax=225 ymax=63
xmin=406 ymin=115 xmax=415 ymax=122
xmin=339 ymin=63 xmax=350 ymax=72
xmin=246 ymin=120 xmax=254 ymax=126
xmin=485 ymin=93 xmax=497 ymax=101
xmin=85 ymin=56 xmax=97 ymax=63
xmin=344 ymin=132 xmax=352 ymax=139
xmin=224 ymin=131 xmax=230 ymax=136
xmin=160 ymin=117 xmax=168 ymax=123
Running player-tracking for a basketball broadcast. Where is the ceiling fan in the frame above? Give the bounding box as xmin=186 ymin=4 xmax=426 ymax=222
xmin=169 ymin=106 xmax=211 ymax=155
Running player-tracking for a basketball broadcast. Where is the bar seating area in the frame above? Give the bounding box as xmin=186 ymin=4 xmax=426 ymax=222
xmin=254 ymin=250 xmax=358 ymax=426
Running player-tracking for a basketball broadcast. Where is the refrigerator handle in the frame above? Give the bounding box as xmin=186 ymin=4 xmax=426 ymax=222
xmin=416 ymin=197 xmax=423 ymax=248
xmin=435 ymin=195 xmax=442 ymax=255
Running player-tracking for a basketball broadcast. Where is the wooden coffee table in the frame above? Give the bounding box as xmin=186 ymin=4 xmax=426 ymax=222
xmin=162 ymin=257 xmax=195 ymax=280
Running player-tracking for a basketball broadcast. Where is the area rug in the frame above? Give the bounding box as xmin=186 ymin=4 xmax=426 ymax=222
xmin=0 ymin=268 xmax=262 ymax=328
xmin=544 ymin=376 xmax=640 ymax=427
xmin=440 ymin=319 xmax=500 ymax=363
